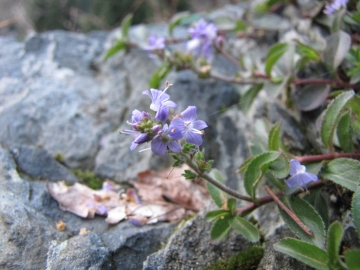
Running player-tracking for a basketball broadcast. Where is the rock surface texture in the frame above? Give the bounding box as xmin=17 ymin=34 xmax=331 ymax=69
xmin=0 ymin=2 xmax=333 ymax=270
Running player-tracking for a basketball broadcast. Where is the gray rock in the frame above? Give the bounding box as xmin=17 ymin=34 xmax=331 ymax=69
xmin=143 ymin=203 xmax=252 ymax=270
xmin=12 ymin=145 xmax=78 ymax=183
xmin=46 ymin=233 xmax=113 ymax=270
xmin=102 ymin=222 xmax=177 ymax=270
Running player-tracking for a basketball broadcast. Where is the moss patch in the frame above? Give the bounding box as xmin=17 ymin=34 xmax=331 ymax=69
xmin=205 ymin=245 xmax=264 ymax=270
xmin=72 ymin=169 xmax=103 ymax=190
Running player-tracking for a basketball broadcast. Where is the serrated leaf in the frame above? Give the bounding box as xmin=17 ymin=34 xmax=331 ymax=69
xmin=269 ymin=153 xmax=290 ymax=179
xmin=352 ymin=187 xmax=360 ymax=238
xmin=295 ymin=84 xmax=331 ymax=112
xmin=149 ymin=64 xmax=172 ymax=89
xmin=104 ymin=40 xmax=127 ymax=60
xmin=227 ymin=198 xmax=236 ymax=214
xmin=121 ymin=14 xmax=133 ymax=40
xmin=265 ymin=171 xmax=285 ymax=191
xmin=210 ymin=215 xmax=232 ymax=241
xmin=295 ymin=40 xmax=320 ymax=62
xmin=268 ymin=122 xmax=288 ymax=152
xmin=314 ymin=192 xmax=329 ymax=229
xmin=244 ymin=151 xmax=281 ymax=199
xmin=265 ymin=43 xmax=289 ymax=76
xmin=327 ymin=221 xmax=347 ymax=270
xmin=345 ymin=249 xmax=360 ymax=270
xmin=274 ymin=238 xmax=329 ymax=270
xmin=169 ymin=11 xmax=190 ymax=36
xmin=337 ymin=111 xmax=354 ymax=152
xmin=205 ymin=210 xmax=229 ymax=222
xmin=322 ymin=31 xmax=351 ymax=71
xmin=320 ymin=90 xmax=355 ymax=150
xmin=241 ymin=83 xmax=264 ymax=113
xmin=320 ymin=158 xmax=360 ymax=192
xmin=238 ymin=156 xmax=256 ymax=173
xmin=279 ymin=196 xmax=326 ymax=248
xmin=229 ymin=216 xmax=260 ymax=243
xmin=208 ymin=169 xmax=228 ymax=208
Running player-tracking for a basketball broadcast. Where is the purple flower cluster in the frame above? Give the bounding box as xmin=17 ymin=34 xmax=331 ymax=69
xmin=121 ymin=85 xmax=207 ymax=156
xmin=187 ymin=19 xmax=218 ymax=62
xmin=323 ymin=0 xmax=348 ymax=14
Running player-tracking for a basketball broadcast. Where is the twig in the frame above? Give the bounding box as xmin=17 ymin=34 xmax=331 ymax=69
xmin=0 ymin=18 xmax=17 ymax=29
xmin=265 ymin=185 xmax=313 ymax=236
xmin=295 ymin=152 xmax=360 ymax=163
xmin=180 ymin=153 xmax=253 ymax=202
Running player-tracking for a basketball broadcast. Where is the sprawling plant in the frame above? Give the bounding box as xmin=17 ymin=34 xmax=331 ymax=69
xmin=108 ymin=1 xmax=360 ymax=268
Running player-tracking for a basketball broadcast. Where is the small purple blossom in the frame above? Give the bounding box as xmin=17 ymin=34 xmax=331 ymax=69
xmin=285 ymin=159 xmax=318 ymax=189
xmin=151 ymin=123 xmax=183 ymax=156
xmin=173 ymin=106 xmax=207 ymax=146
xmin=143 ymin=87 xmax=177 ymax=122
xmin=144 ymin=36 xmax=165 ymax=51
xmin=187 ymin=19 xmax=218 ymax=62
xmin=323 ymin=0 xmax=348 ymax=14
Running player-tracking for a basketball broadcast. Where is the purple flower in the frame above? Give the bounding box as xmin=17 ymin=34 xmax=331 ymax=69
xmin=285 ymin=159 xmax=318 ymax=188
xmin=323 ymin=0 xmax=348 ymax=14
xmin=151 ymin=124 xmax=183 ymax=156
xmin=143 ymin=87 xmax=177 ymax=122
xmin=131 ymin=110 xmax=150 ymax=130
xmin=187 ymin=19 xmax=218 ymax=62
xmin=144 ymin=36 xmax=165 ymax=51
xmin=173 ymin=106 xmax=207 ymax=146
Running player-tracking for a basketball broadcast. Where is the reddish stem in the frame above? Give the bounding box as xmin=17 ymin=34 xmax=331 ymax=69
xmin=295 ymin=153 xmax=360 ymax=163
xmin=265 ymin=185 xmax=313 ymax=236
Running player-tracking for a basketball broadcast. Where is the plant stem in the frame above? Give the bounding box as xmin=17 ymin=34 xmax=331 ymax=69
xmin=265 ymin=185 xmax=313 ymax=236
xmin=295 ymin=152 xmax=360 ymax=163
xmin=180 ymin=153 xmax=253 ymax=202
xmin=237 ymin=180 xmax=324 ymax=215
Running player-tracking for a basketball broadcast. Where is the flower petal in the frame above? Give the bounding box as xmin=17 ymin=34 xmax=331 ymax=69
xmin=151 ymin=139 xmax=167 ymax=156
xmin=168 ymin=141 xmax=181 ymax=153
xmin=289 ymin=159 xmax=305 ymax=175
xmin=185 ymin=131 xmax=203 ymax=146
xmin=192 ymin=120 xmax=207 ymax=130
xmin=181 ymin=106 xmax=197 ymax=122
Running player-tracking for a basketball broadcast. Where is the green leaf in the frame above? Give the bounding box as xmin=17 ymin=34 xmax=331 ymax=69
xmin=320 ymin=90 xmax=355 ymax=150
xmin=279 ymin=196 xmax=326 ymax=248
xmin=238 ymin=156 xmax=256 ymax=173
xmin=295 ymin=84 xmax=331 ymax=112
xmin=269 ymin=154 xmax=290 ymax=179
xmin=104 ymin=40 xmax=127 ymax=60
xmin=229 ymin=216 xmax=260 ymax=243
xmin=182 ymin=170 xmax=197 ymax=180
xmin=149 ymin=64 xmax=172 ymax=89
xmin=265 ymin=171 xmax=285 ymax=191
xmin=265 ymin=43 xmax=289 ymax=76
xmin=295 ymin=40 xmax=320 ymax=62
xmin=244 ymin=151 xmax=281 ymax=199
xmin=352 ymin=187 xmax=360 ymax=238
xmin=321 ymin=31 xmax=351 ymax=71
xmin=320 ymin=158 xmax=360 ymax=192
xmin=264 ymin=75 xmax=290 ymax=99
xmin=268 ymin=122 xmax=288 ymax=152
xmin=274 ymin=238 xmax=329 ymax=270
xmin=208 ymin=169 xmax=228 ymax=207
xmin=227 ymin=198 xmax=237 ymax=214
xmin=205 ymin=210 xmax=230 ymax=222
xmin=168 ymin=11 xmax=190 ymax=36
xmin=235 ymin=19 xmax=247 ymax=31
xmin=337 ymin=111 xmax=354 ymax=152
xmin=327 ymin=221 xmax=347 ymax=270
xmin=241 ymin=83 xmax=264 ymax=113
xmin=345 ymin=249 xmax=360 ymax=270
xmin=210 ymin=215 xmax=232 ymax=241
xmin=121 ymin=13 xmax=133 ymax=40
xmin=314 ymin=192 xmax=329 ymax=229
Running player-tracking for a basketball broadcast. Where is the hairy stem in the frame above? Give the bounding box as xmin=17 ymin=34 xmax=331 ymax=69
xmin=180 ymin=153 xmax=253 ymax=202
xmin=265 ymin=185 xmax=313 ymax=236
xmin=295 ymin=152 xmax=360 ymax=163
